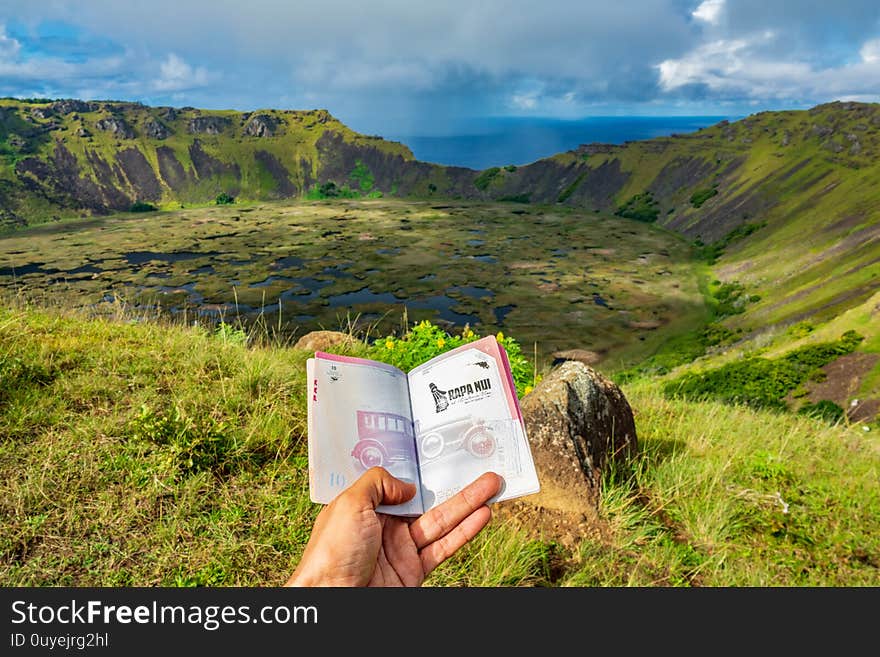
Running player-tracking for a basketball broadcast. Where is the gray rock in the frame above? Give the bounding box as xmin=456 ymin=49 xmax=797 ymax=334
xmin=243 ymin=114 xmax=277 ymax=137
xmin=95 ymin=117 xmax=134 ymax=139
xmin=31 ymin=107 xmax=54 ymax=120
xmin=144 ymin=118 xmax=169 ymax=140
xmin=51 ymin=99 xmax=97 ymax=115
xmin=158 ymin=107 xmax=178 ymax=121
xmin=187 ymin=116 xmax=231 ymax=135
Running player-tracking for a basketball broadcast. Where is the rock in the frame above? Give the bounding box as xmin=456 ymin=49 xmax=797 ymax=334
xmin=243 ymin=114 xmax=277 ymax=137
xmin=158 ymin=107 xmax=178 ymax=121
xmin=143 ymin=118 xmax=169 ymax=140
xmin=578 ymin=142 xmax=616 ymax=155
xmin=551 ymin=348 xmax=603 ymax=367
xmin=31 ymin=107 xmax=54 ymax=120
xmin=496 ymin=360 xmax=638 ymax=547
xmin=188 ymin=116 xmax=231 ymax=135
xmin=95 ymin=117 xmax=134 ymax=139
xmin=294 ymin=330 xmax=356 ymax=353
xmin=50 ymin=99 xmax=97 ymax=115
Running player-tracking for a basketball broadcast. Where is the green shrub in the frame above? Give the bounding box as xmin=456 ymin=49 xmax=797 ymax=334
xmin=504 ymin=164 xmax=518 ymax=172
xmin=214 ymin=322 xmax=248 ymax=346
xmin=305 ymin=181 xmax=361 ymax=200
xmin=215 ymin=192 xmax=235 ymax=205
xmin=711 ymin=281 xmax=747 ymax=317
xmin=364 ymin=320 xmax=539 ymax=397
xmin=690 ymin=187 xmax=718 ymax=208
xmin=558 ymin=171 xmax=587 ymax=203
xmin=129 ymin=201 xmax=157 ymax=212
xmin=474 ymin=167 xmax=501 ymax=191
xmin=350 ymin=159 xmax=375 ymax=193
xmin=615 ymin=192 xmax=659 ymax=222
xmin=127 ymin=404 xmax=246 ymax=476
xmin=663 ymin=331 xmax=865 ymax=410
xmin=798 ymin=400 xmax=845 ymax=424
xmin=499 ymin=193 xmax=531 ymax=203
xmin=787 ymin=321 xmax=814 ymax=339
xmin=698 ymin=221 xmax=767 ymax=264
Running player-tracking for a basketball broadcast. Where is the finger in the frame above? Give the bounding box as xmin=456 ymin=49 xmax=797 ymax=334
xmin=350 ymin=466 xmax=418 ymax=510
xmin=419 ymin=506 xmax=492 ymax=575
xmin=410 ymin=471 xmax=503 ymax=549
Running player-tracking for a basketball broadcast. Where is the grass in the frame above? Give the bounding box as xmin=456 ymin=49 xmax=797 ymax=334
xmin=2 ymin=299 xmax=877 ymax=587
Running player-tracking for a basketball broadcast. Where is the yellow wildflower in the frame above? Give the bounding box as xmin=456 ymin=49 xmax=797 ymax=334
xmin=464 ymin=328 xmax=475 ymax=338
xmin=437 ymin=337 xmax=446 ymax=348
xmin=524 ymin=385 xmax=533 ymax=396
xmin=385 ymin=340 xmax=394 ymax=350
xmin=496 ymin=331 xmax=505 ymax=342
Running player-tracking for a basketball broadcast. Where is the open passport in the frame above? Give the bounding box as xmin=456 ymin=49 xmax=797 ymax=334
xmin=306 ymin=335 xmax=540 ymax=516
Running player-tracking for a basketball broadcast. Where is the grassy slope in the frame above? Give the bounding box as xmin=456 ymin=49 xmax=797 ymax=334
xmin=550 ymin=103 xmax=880 ymax=335
xmin=1 ymin=304 xmax=877 ymax=586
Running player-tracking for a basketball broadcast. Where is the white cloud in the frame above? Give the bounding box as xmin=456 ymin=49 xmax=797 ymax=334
xmin=658 ymin=38 xmax=750 ymax=90
xmin=153 ymin=53 xmax=211 ymax=91
xmin=657 ymin=29 xmax=880 ymax=102
xmin=861 ymin=39 xmax=880 ymax=64
xmin=692 ymin=0 xmax=725 ymax=25
xmin=511 ymin=92 xmax=538 ymax=110
xmin=0 ymin=25 xmax=22 ymax=59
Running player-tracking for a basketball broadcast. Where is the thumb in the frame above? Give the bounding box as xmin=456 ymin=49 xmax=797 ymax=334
xmin=353 ymin=467 xmax=417 ymax=509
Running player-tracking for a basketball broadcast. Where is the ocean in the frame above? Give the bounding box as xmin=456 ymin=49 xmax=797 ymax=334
xmin=385 ymin=115 xmax=736 ymax=171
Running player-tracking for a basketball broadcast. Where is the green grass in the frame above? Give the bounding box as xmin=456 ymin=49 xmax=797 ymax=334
xmin=1 ymin=301 xmax=877 ymax=587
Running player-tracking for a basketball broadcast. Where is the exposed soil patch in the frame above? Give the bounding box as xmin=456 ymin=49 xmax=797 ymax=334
xmin=797 ymin=352 xmax=880 ymax=422
xmin=494 ymin=497 xmax=608 ymax=552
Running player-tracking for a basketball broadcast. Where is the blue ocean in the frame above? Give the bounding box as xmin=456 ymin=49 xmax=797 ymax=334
xmin=386 ymin=116 xmax=736 ymax=170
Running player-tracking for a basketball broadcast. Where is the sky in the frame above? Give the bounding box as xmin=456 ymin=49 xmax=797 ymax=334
xmin=1 ymin=0 xmax=879 ymax=136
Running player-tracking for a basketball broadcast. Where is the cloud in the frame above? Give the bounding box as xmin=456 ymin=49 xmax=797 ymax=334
xmin=153 ymin=53 xmax=212 ymax=91
xmin=861 ymin=39 xmax=880 ymax=64
xmin=1 ymin=2 xmax=879 ymax=127
xmin=0 ymin=25 xmax=22 ymax=59
xmin=511 ymin=92 xmax=538 ymax=110
xmin=657 ymin=29 xmax=880 ymax=103
xmin=692 ymin=0 xmax=725 ymax=25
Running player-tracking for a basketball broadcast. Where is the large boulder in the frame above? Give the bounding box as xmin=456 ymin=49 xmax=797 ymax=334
xmin=496 ymin=360 xmax=638 ymax=547
xmin=294 ymin=330 xmax=356 ymax=353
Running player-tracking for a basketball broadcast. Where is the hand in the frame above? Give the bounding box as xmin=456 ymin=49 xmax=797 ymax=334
xmin=285 ymin=467 xmax=503 ymax=587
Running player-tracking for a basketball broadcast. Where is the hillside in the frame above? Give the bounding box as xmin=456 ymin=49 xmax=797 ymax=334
xmin=1 ymin=304 xmax=877 ymax=586
xmin=0 ymin=98 xmax=462 ymax=226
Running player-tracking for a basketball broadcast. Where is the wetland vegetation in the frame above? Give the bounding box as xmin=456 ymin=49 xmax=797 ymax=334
xmin=0 ymin=198 xmax=707 ymax=370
